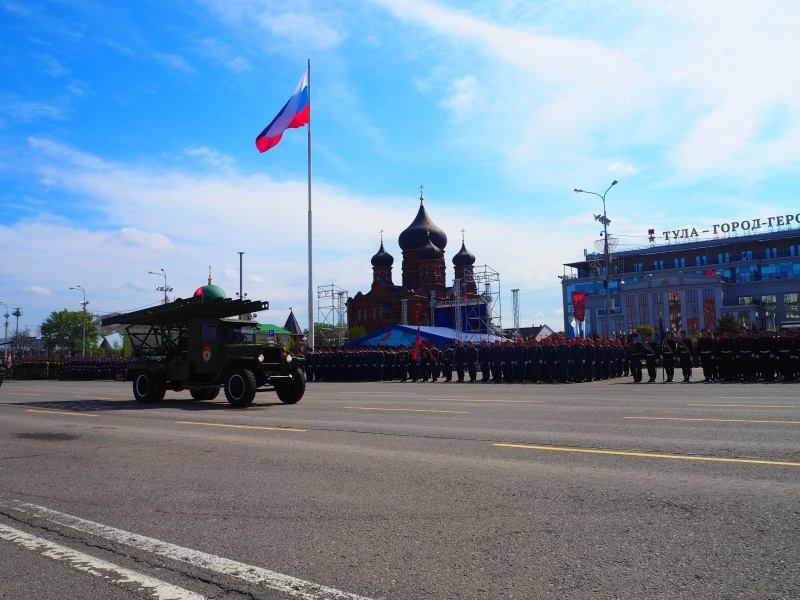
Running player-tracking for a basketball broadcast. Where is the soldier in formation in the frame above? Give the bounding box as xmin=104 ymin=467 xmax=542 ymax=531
xmin=304 ymin=328 xmax=800 ymax=385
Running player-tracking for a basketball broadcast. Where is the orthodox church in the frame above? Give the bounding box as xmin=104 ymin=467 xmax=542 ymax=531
xmin=347 ymin=192 xmax=484 ymax=334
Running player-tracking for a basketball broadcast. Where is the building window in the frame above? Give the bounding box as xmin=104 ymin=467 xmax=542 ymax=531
xmin=673 ymin=257 xmax=686 ymax=268
xmin=784 ymin=293 xmax=800 ymax=321
xmin=685 ymin=289 xmax=699 ymax=334
xmin=695 ymin=255 xmax=708 ymax=266
xmin=741 ymin=251 xmax=752 ymax=261
xmin=764 ymin=247 xmax=778 ymax=259
xmin=668 ymin=290 xmax=682 ymax=332
xmin=638 ymin=293 xmax=649 ymax=327
xmin=717 ymin=252 xmax=730 ymax=263
xmin=738 ymin=296 xmax=753 ymax=305
xmin=761 ymin=294 xmax=777 ymax=330
xmin=653 ymin=291 xmax=664 ymax=324
xmin=653 ymin=259 xmax=664 ymax=270
xmin=626 ymin=295 xmax=636 ymax=328
xmin=633 ymin=262 xmax=643 ymax=272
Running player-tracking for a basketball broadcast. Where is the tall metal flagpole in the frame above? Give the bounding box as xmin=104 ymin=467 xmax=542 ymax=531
xmin=307 ymin=58 xmax=314 ymax=349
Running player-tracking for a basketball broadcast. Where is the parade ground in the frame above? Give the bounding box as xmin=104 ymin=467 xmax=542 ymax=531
xmin=1 ymin=378 xmax=798 ymax=599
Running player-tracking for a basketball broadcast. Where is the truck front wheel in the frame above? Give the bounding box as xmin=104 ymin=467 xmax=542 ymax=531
xmin=132 ymin=371 xmax=166 ymax=404
xmin=275 ymin=366 xmax=306 ymax=404
xmin=225 ymin=367 xmax=256 ymax=407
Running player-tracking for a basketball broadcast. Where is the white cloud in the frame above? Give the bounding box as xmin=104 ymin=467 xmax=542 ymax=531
xmin=113 ymin=228 xmax=174 ymax=252
xmin=24 ymin=286 xmax=53 ymax=297
xmin=608 ymin=163 xmax=637 ymax=175
xmin=371 ymin=0 xmax=800 ymax=186
xmin=4 ymin=139 xmax=581 ymax=334
xmin=440 ymin=75 xmax=482 ymax=120
xmin=153 ymin=52 xmax=194 ymax=73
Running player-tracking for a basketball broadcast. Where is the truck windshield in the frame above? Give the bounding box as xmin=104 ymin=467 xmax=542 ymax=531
xmin=232 ymin=325 xmax=255 ymax=342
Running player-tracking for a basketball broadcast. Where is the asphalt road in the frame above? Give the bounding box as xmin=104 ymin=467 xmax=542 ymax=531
xmin=1 ymin=377 xmax=798 ymax=599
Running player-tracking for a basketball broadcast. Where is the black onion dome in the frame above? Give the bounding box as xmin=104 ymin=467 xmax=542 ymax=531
xmin=418 ymin=234 xmax=442 ymax=260
xmin=452 ymin=241 xmax=476 ymax=266
xmin=371 ymin=242 xmax=394 ymax=267
xmin=398 ymin=197 xmax=447 ymax=251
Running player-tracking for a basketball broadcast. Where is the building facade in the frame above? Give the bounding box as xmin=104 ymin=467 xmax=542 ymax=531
xmin=347 ymin=193 xmax=483 ymax=334
xmin=561 ymin=216 xmax=800 ymax=337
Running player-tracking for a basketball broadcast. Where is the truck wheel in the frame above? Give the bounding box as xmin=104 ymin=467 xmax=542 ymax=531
xmin=132 ymin=371 xmax=166 ymax=404
xmin=275 ymin=366 xmax=306 ymax=404
xmin=225 ymin=366 xmax=256 ymax=407
xmin=190 ymin=388 xmax=220 ymax=401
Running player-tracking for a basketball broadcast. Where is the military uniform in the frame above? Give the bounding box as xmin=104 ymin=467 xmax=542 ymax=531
xmin=643 ymin=334 xmax=659 ymax=382
xmin=696 ymin=330 xmax=717 ymax=381
xmin=477 ymin=340 xmax=490 ymax=382
xmin=677 ymin=331 xmax=694 ymax=382
xmin=396 ymin=345 xmax=409 ymax=381
xmin=627 ymin=333 xmax=644 ymax=382
xmin=465 ymin=341 xmax=478 ymax=382
xmin=661 ymin=333 xmax=678 ymax=382
xmin=454 ymin=340 xmax=466 ymax=382
xmin=442 ymin=344 xmax=454 ymax=382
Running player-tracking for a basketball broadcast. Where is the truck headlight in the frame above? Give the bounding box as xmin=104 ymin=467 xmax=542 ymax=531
xmin=258 ymin=354 xmax=264 ymax=363
xmin=285 ymin=354 xmax=293 ymax=363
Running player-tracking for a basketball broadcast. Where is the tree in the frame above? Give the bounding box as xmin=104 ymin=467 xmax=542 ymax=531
xmin=636 ymin=324 xmax=654 ymax=337
xmin=40 ymin=309 xmax=99 ymax=357
xmin=714 ymin=313 xmax=741 ymax=337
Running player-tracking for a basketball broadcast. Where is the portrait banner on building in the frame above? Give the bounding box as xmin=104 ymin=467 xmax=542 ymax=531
xmin=703 ymin=299 xmax=717 ymax=328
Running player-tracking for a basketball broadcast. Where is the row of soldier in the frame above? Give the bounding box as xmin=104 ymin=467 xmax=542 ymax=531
xmin=305 ymin=337 xmax=638 ymax=384
xmin=305 ymin=328 xmax=800 ymax=384
xmin=4 ymin=358 xmax=133 ymax=381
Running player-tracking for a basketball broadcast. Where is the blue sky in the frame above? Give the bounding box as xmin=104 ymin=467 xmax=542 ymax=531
xmin=2 ymin=0 xmax=800 ymax=338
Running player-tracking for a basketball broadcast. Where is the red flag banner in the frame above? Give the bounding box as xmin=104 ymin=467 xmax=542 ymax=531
xmin=572 ymin=292 xmax=586 ymax=322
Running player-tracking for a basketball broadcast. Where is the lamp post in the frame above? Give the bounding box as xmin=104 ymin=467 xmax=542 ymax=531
xmin=574 ymin=180 xmax=618 ymax=337
xmin=0 ymin=301 xmax=8 ymax=364
xmin=69 ymin=285 xmax=88 ymax=358
xmin=148 ymin=268 xmax=172 ymax=304
xmin=12 ymin=307 xmax=22 ymax=360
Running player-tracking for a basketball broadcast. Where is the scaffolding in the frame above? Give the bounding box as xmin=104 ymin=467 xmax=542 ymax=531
xmin=511 ymin=289 xmax=520 ymax=339
xmin=317 ymin=283 xmax=348 ymax=347
xmin=436 ymin=264 xmax=502 ymax=341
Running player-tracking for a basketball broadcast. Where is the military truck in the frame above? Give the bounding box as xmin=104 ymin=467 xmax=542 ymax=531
xmin=101 ymin=296 xmax=305 ymax=407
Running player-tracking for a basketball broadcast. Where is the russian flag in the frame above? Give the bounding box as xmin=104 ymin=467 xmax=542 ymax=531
xmin=255 ymin=68 xmax=309 ymax=153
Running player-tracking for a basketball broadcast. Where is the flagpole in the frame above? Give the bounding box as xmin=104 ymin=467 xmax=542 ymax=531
xmin=307 ymin=58 xmax=314 ymax=350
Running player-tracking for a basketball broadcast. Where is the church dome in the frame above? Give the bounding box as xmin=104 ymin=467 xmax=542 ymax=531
xmin=418 ymin=233 xmax=443 ymax=260
xmin=398 ymin=194 xmax=447 ymax=252
xmin=194 ymin=272 xmax=227 ymax=299
xmin=371 ymin=242 xmax=394 ymax=267
xmin=452 ymin=241 xmax=476 ymax=266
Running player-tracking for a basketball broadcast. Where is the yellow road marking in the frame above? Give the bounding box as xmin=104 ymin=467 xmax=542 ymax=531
xmin=625 ymin=416 xmax=800 ymax=425
xmin=26 ymin=409 xmax=97 ymax=417
xmin=177 ymin=421 xmax=306 ymax=432
xmin=688 ymin=403 xmax=796 ymax=408
xmin=493 ymin=443 xmax=800 ymax=467
xmin=344 ymin=407 xmax=468 ymax=414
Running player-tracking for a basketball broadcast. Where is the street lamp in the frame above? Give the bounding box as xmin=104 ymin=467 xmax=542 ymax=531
xmin=574 ymin=180 xmax=618 ymax=338
xmin=148 ymin=268 xmax=173 ymax=304
xmin=69 ymin=285 xmax=88 ymax=358
xmin=0 ymin=301 xmax=8 ymax=364
xmin=12 ymin=307 xmax=22 ymax=360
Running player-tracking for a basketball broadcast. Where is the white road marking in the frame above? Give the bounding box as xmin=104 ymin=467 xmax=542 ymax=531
xmin=0 ymin=523 xmax=204 ymax=600
xmin=3 ymin=501 xmax=374 ymax=600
